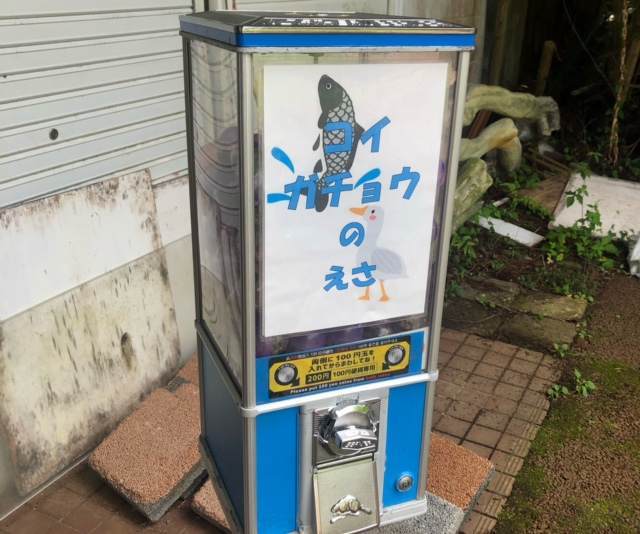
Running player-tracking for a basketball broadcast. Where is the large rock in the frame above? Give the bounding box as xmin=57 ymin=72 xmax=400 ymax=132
xmin=457 ymin=278 xmax=521 ymax=310
xmin=452 ymin=158 xmax=493 ymax=231
xmin=499 ymin=314 xmax=576 ymax=352
xmin=464 ymin=85 xmax=560 ymax=137
xmin=511 ymin=292 xmax=587 ymax=321
xmin=443 ymin=298 xmax=508 ymax=338
xmin=460 ymin=118 xmax=522 ymax=172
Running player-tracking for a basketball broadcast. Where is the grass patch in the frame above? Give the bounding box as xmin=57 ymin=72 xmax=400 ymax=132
xmin=528 ymin=395 xmax=586 ymax=457
xmin=494 ymin=395 xmax=586 ymax=533
xmin=572 ymin=497 xmax=640 ymax=534
xmin=496 ymin=342 xmax=640 ymax=532
xmin=494 ymin=465 xmax=547 ymax=532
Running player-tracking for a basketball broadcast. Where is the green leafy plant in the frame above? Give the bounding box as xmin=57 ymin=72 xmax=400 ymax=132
xmin=547 ymin=383 xmax=570 ymax=400
xmin=496 ymin=162 xmax=543 ymax=194
xmin=565 ymin=183 xmax=588 ymax=207
xmin=511 ymin=195 xmax=552 ymax=220
xmin=553 ymin=342 xmax=571 ymax=359
xmin=544 ymin=181 xmax=620 ymax=270
xmin=446 ymin=280 xmax=463 ymax=299
xmin=571 ymin=161 xmax=592 ymax=180
xmin=489 ymin=258 xmax=506 ymax=272
xmin=476 ymin=293 xmax=497 ymax=309
xmin=576 ymin=321 xmax=592 ymax=341
xmin=574 ymin=369 xmax=597 ymax=397
xmin=449 ymin=224 xmax=481 ymax=284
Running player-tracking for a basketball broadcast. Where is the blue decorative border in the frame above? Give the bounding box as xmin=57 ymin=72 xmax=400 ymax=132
xmin=180 ymin=22 xmax=475 ymax=49
xmin=237 ymin=33 xmax=475 ymax=48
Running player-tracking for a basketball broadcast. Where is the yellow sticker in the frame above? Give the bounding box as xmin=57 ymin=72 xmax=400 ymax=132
xmin=268 ymin=337 xmax=411 ymax=398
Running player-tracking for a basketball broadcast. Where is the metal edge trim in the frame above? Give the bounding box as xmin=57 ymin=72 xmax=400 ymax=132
xmin=236 ymin=45 xmax=475 ymax=53
xmin=417 ymin=50 xmax=471 ymax=498
xmin=297 ymin=407 xmax=314 ymax=531
xmin=378 ymin=497 xmax=428 ymax=525
xmin=243 ymin=417 xmax=258 ymax=534
xmin=182 ymin=37 xmax=210 ymax=434
xmin=239 ymin=52 xmax=259 ymax=534
xmin=240 ymin=370 xmax=439 ymax=417
xmin=240 ymin=53 xmax=257 ymax=409
xmin=240 ymin=26 xmax=475 ymax=35
xmin=182 ymin=38 xmax=202 ymax=331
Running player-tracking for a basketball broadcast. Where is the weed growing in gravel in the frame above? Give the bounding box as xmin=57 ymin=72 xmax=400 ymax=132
xmin=576 ymin=321 xmax=592 ymax=341
xmin=573 ymin=369 xmax=597 ymax=397
xmin=553 ymin=342 xmax=571 ymax=359
xmin=547 ymin=384 xmax=570 ymax=400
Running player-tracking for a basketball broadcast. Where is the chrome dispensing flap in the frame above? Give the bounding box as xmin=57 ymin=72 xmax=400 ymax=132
xmin=313 ymin=458 xmax=379 ymax=534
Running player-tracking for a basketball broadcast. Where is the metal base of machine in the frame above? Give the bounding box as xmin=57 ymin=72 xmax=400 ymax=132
xmin=378 ymin=497 xmax=429 ymax=527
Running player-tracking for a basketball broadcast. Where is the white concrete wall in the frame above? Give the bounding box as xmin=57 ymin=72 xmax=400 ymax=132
xmin=0 ymin=172 xmax=195 ymax=518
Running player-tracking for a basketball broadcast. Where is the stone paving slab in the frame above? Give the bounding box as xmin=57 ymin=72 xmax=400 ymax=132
xmin=191 ymin=480 xmax=230 ymax=532
xmin=436 ymin=328 xmax=559 ymax=533
xmin=89 ymin=384 xmax=205 ymax=521
xmin=88 ymin=356 xmax=204 ymax=522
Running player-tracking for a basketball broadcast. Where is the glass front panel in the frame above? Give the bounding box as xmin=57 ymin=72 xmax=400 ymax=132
xmin=191 ymin=40 xmax=243 ymax=387
xmin=252 ymin=51 xmax=459 ymax=368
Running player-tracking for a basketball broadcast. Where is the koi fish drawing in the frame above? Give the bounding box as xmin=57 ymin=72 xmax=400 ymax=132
xmin=303 ymin=75 xmax=364 ymax=212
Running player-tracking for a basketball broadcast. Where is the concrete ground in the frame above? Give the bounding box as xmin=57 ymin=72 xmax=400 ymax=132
xmin=0 ymin=463 xmax=218 ymax=534
xmin=0 ymin=329 xmax=558 ymax=534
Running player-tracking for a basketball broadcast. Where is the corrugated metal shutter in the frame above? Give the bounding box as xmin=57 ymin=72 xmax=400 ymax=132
xmin=233 ymin=0 xmax=390 ymax=13
xmin=0 ymin=1 xmax=192 ymax=208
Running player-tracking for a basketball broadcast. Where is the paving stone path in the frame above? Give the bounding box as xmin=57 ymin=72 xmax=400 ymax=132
xmin=434 ymin=329 xmax=560 ymax=533
xmin=0 ymin=330 xmax=557 ymax=534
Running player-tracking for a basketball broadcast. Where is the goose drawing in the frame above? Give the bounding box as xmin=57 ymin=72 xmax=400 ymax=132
xmin=349 ymin=205 xmax=407 ymax=302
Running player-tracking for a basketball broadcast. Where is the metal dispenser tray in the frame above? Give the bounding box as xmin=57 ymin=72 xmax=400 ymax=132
xmin=313 ymin=458 xmax=379 ymax=534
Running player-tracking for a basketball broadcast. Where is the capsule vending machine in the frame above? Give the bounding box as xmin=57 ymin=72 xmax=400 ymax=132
xmin=180 ymin=11 xmax=474 ymax=534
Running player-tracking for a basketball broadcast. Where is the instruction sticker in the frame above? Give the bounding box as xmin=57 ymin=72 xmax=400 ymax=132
xmin=268 ymin=336 xmax=411 ymax=398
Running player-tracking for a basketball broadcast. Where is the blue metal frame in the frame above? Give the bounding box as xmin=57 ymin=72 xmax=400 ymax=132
xmin=180 ymin=21 xmax=475 ymax=49
xmin=237 ymin=33 xmax=475 ymax=48
xmin=383 ymin=383 xmax=427 ymax=507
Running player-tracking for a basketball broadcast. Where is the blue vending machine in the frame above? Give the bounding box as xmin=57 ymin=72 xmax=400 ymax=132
xmin=180 ymin=11 xmax=474 ymax=534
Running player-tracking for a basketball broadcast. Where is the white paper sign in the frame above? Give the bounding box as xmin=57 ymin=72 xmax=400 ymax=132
xmin=262 ymin=62 xmax=448 ymax=337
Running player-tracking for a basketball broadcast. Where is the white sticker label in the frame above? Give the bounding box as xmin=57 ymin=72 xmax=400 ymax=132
xmin=263 ymin=62 xmax=449 ymax=337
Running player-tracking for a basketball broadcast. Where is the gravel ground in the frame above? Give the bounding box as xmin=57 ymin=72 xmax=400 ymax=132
xmin=579 ymin=274 xmax=640 ymax=367
xmin=495 ymin=273 xmax=640 ymax=533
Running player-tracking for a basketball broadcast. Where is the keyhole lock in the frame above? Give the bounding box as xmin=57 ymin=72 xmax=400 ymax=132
xmin=396 ymin=474 xmax=414 ymax=492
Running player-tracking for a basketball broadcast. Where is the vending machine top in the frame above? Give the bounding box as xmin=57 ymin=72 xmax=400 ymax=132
xmin=180 ymin=11 xmax=476 ymax=49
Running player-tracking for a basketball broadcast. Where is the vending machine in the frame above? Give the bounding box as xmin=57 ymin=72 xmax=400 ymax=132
xmin=180 ymin=11 xmax=474 ymax=534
